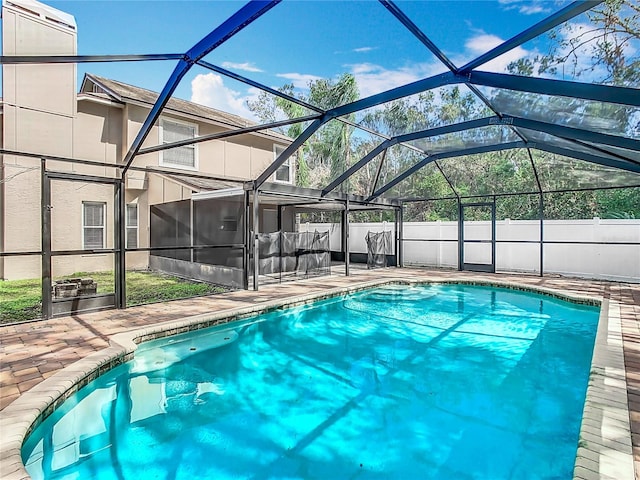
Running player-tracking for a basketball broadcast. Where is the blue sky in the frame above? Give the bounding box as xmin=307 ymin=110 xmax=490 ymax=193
xmin=41 ymin=0 xmax=577 ymax=119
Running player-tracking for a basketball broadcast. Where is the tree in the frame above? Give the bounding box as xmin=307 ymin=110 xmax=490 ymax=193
xmin=246 ymin=27 xmax=640 ymax=219
xmin=506 ymin=0 xmax=639 ymax=137
xmin=248 ymin=74 xmax=359 ymax=189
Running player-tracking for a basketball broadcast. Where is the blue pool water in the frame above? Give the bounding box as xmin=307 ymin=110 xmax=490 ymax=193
xmin=22 ymin=284 xmax=599 ymax=480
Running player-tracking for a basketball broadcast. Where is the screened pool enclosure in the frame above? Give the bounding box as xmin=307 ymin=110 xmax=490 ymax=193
xmin=0 ymin=0 xmax=638 ymax=321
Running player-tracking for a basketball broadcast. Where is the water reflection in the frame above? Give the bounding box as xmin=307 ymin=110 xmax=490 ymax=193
xmin=23 ymin=284 xmax=599 ymax=480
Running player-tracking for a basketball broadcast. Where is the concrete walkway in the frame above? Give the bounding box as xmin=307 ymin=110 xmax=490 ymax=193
xmin=1 ymin=267 xmax=639 ymax=477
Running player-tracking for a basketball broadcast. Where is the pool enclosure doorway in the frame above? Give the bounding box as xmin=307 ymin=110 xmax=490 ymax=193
xmin=458 ymin=201 xmax=496 ymax=273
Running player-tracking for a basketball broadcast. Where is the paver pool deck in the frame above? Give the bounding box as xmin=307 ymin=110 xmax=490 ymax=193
xmin=1 ymin=267 xmax=639 ymax=479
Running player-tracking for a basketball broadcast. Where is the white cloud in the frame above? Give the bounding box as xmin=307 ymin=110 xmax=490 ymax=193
xmin=190 ymin=73 xmax=258 ymax=120
xmin=344 ymin=33 xmax=532 ymax=98
xmin=276 ymin=72 xmax=323 ymax=89
xmin=518 ymin=4 xmax=547 ymax=15
xmin=464 ymin=34 xmax=504 ymax=56
xmin=347 ymin=62 xmax=447 ymax=98
xmin=353 ymin=47 xmax=375 ymax=53
xmin=498 ymin=0 xmax=551 ymax=15
xmin=220 ymin=61 xmax=263 ymax=73
xmin=456 ymin=33 xmax=533 ymax=73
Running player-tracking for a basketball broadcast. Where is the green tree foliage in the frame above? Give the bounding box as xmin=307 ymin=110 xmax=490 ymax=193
xmin=248 ymin=74 xmax=359 ymax=189
xmin=546 ymin=0 xmax=638 ymax=87
xmin=247 ymin=2 xmax=639 ymax=220
xmin=506 ymin=0 xmax=639 ymax=137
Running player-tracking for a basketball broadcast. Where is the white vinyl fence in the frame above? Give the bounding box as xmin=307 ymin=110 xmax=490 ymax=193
xmin=301 ymin=219 xmax=640 ymax=283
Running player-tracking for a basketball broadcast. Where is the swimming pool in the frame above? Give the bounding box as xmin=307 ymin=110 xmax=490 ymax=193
xmin=21 ymin=283 xmax=600 ymax=479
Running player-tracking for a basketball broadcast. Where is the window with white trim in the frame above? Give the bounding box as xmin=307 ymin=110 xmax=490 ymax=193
xmin=160 ymin=118 xmax=197 ymax=169
xmin=273 ymin=144 xmax=292 ymax=184
xmin=82 ymin=202 xmax=106 ymax=249
xmin=126 ymin=203 xmax=138 ymax=249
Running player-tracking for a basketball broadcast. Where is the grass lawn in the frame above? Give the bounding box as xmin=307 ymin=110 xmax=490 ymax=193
xmin=0 ymin=270 xmax=229 ymax=324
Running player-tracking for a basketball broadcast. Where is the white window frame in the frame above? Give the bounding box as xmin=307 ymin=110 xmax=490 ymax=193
xmin=126 ymin=203 xmax=139 ymax=250
xmin=272 ymin=144 xmax=293 ymax=184
xmin=159 ymin=117 xmax=199 ymax=171
xmin=82 ymin=202 xmax=106 ymax=250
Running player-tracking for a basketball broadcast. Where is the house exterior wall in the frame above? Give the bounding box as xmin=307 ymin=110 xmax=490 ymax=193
xmin=1 ymin=0 xmax=76 ymax=280
xmin=1 ymin=1 xmax=291 ymax=280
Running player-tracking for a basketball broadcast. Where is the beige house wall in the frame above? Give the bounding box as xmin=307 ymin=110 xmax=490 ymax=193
xmin=1 ymin=1 xmax=291 ymax=281
xmin=130 ymin=108 xmax=286 ymax=182
xmin=1 ymin=1 xmax=77 ymax=280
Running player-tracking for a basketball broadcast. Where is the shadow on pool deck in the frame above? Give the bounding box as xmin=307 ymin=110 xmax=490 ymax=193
xmin=0 ymin=267 xmax=639 ymax=476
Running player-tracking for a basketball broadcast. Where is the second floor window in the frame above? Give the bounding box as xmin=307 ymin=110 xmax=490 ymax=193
xmin=273 ymin=144 xmax=292 ymax=184
xmin=160 ymin=118 xmax=197 ymax=169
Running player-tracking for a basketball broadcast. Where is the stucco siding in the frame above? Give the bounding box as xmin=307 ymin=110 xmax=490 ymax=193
xmin=3 ymin=7 xmax=76 ymax=117
xmin=74 ymin=102 xmax=122 ymax=165
xmin=50 ymin=181 xmax=114 ymax=276
xmin=0 ymin=2 xmax=292 ymax=280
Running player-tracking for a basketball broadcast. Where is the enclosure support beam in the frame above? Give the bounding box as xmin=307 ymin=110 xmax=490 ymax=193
xmin=371 ymin=150 xmax=388 ymax=197
xmin=458 ymin=1 xmax=601 ymax=73
xmin=527 ymin=148 xmax=544 ymax=278
xmin=253 ymin=188 xmax=260 ymax=291
xmin=277 ymin=206 xmax=283 ymax=284
xmin=370 ymin=141 xmax=526 ymax=201
xmin=138 ymin=114 xmax=321 ymax=155
xmin=243 ymin=190 xmax=250 ymax=290
xmin=511 ymin=116 xmax=640 ymax=154
xmin=380 ymin=0 xmax=458 ymax=73
xmin=457 ymin=199 xmax=463 ymax=271
xmin=491 ymin=197 xmax=497 ymax=274
xmin=399 ymin=204 xmax=404 ymax=267
xmin=323 ymin=141 xmax=389 ymax=195
xmin=0 ymin=53 xmax=183 ymax=64
xmin=539 ymin=194 xmax=544 ymax=278
xmin=114 ymin=180 xmax=126 ymax=309
xmin=343 ymin=199 xmax=350 ymax=277
xmin=121 ymin=0 xmax=280 ymax=176
xmin=41 ymin=159 xmax=52 ymax=320
xmin=255 ymin=117 xmax=327 ymax=188
xmin=322 ymin=116 xmax=499 ymax=195
xmin=330 ymin=71 xmax=456 ymax=118
xmin=394 ymin=206 xmax=401 ymax=268
xmin=534 ymin=143 xmax=640 ymax=174
xmin=197 ymin=60 xmax=323 ymax=114
xmin=465 ymin=71 xmax=640 ymax=107
xmin=189 ymin=199 xmax=195 ymax=263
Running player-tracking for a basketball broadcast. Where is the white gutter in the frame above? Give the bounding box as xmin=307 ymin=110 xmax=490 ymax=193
xmin=191 ymin=187 xmax=244 ymax=201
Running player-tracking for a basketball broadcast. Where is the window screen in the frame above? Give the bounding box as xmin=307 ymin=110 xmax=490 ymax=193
xmin=83 ymin=202 xmax=105 ymax=249
xmin=274 ymin=145 xmax=292 ymax=183
xmin=161 ymin=119 xmax=196 ymax=168
xmin=126 ymin=203 xmax=138 ymax=249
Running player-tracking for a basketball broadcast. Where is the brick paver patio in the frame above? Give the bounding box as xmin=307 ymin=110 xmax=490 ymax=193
xmin=1 ymin=267 xmax=639 ymax=477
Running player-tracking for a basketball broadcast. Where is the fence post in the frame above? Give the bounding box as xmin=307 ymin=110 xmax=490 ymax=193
xmin=343 ymin=199 xmax=350 ymax=276
xmin=278 ymin=205 xmax=283 ymax=283
xmin=539 ymin=192 xmax=544 ymax=277
xmin=457 ymin=199 xmax=463 ymax=271
xmin=114 ymin=180 xmax=126 ymax=309
xmin=253 ymin=188 xmax=260 ymax=290
xmin=243 ymin=189 xmax=250 ymax=290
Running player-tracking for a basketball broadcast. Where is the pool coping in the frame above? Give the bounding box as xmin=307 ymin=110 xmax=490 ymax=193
xmin=0 ymin=278 xmax=633 ymax=480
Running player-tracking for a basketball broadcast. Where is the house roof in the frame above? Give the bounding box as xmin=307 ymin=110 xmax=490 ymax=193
xmin=2 ymin=0 xmax=76 ymax=30
xmin=80 ymin=73 xmax=291 ymax=143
